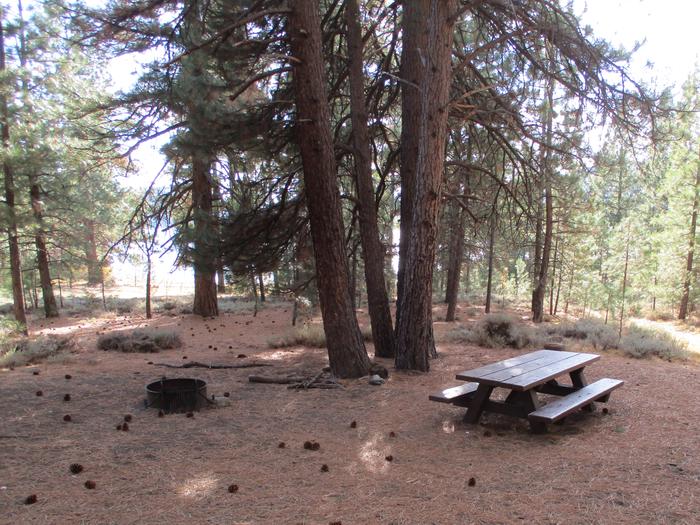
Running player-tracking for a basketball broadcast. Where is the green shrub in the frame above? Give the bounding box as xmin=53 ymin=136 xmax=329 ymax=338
xmin=0 ymin=336 xmax=74 ymax=368
xmin=97 ymin=329 xmax=182 ymax=353
xmin=268 ymin=324 xmax=326 ymax=348
xmin=620 ymin=326 xmax=688 ymax=361
xmin=446 ymin=313 xmax=537 ymax=349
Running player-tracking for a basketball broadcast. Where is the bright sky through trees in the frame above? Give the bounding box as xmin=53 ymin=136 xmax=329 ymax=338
xmin=576 ymin=0 xmax=700 ymax=91
xmin=107 ymin=0 xmax=700 ymax=187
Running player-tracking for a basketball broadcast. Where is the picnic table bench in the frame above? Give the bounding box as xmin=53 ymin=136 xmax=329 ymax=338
xmin=430 ymin=349 xmax=623 ymax=433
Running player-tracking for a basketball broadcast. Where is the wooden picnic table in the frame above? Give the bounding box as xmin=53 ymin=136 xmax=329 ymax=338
xmin=430 ymin=349 xmax=623 ymax=433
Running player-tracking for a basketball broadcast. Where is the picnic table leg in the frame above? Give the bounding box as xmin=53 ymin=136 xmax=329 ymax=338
xmin=462 ymin=384 xmax=493 ymax=424
xmin=570 ymin=368 xmax=588 ymax=388
xmin=570 ymin=368 xmax=595 ymax=412
xmin=507 ymin=390 xmax=546 ymax=433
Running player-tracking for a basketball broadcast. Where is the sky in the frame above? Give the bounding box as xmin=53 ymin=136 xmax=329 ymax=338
xmin=574 ymin=0 xmax=700 ymax=90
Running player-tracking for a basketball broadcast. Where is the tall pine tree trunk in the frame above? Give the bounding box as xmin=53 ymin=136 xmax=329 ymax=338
xmin=145 ymin=254 xmax=152 ymax=319
xmin=85 ymin=220 xmax=102 ymax=286
xmin=395 ymin=0 xmax=457 ymax=371
xmin=620 ymin=224 xmax=631 ymax=337
xmin=395 ymin=0 xmax=429 ymax=331
xmin=0 ymin=14 xmax=27 ymax=332
xmin=191 ymin=153 xmax=218 ymax=317
xmin=288 ymin=0 xmax=370 ymax=378
xmin=485 ymin=213 xmax=496 ymax=314
xmin=679 ymin=158 xmax=700 ymax=320
xmin=344 ymin=0 xmax=395 ymax=358
xmin=30 ymin=179 xmax=58 ymax=317
xmin=532 ymin=78 xmax=554 ymax=323
xmin=217 ymin=267 xmax=226 ymax=293
xmin=257 ymin=273 xmax=265 ymax=302
xmin=445 ymin=200 xmax=467 ymax=322
xmin=531 ymin=197 xmax=543 ymax=312
xmin=548 ymin=234 xmax=559 ymax=315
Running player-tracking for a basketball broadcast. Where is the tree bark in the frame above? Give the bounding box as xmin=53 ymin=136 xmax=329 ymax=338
xmin=288 ymin=0 xmax=370 ymax=378
xmin=485 ymin=213 xmax=496 ymax=314
xmin=679 ymin=155 xmax=700 ymax=320
xmin=344 ymin=0 xmax=395 ymax=358
xmin=145 ymin=254 xmax=152 ymax=319
xmin=564 ymin=262 xmax=575 ymax=314
xmin=85 ymin=220 xmax=102 ymax=286
xmin=445 ymin=199 xmax=467 ymax=322
xmin=554 ymin=259 xmax=564 ymax=315
xmin=532 ymin=78 xmax=554 ymax=323
xmin=395 ymin=0 xmax=429 ymax=330
xmin=29 ymin=180 xmax=59 ymax=317
xmin=549 ymin=233 xmax=559 ymax=315
xmin=619 ymin=223 xmax=631 ymax=337
xmin=217 ymin=267 xmax=226 ymax=293
xmin=257 ymin=273 xmax=265 ymax=302
xmin=191 ymin=153 xmax=219 ymax=317
xmin=531 ymin=197 xmax=543 ymax=312
xmin=0 ymin=13 xmax=27 ymax=332
xmin=395 ymin=0 xmax=457 ymax=371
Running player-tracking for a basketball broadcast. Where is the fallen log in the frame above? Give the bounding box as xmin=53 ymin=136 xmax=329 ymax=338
xmin=288 ymin=381 xmax=343 ymax=390
xmin=155 ymin=361 xmax=272 ymax=369
xmin=249 ymin=375 xmax=306 ymax=384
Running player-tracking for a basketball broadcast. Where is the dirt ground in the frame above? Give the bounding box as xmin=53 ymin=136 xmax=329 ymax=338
xmin=1 ymin=302 xmax=699 ymax=525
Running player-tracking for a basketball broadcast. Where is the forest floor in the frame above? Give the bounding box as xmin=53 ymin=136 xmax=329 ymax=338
xmin=1 ymin=300 xmax=699 ymax=525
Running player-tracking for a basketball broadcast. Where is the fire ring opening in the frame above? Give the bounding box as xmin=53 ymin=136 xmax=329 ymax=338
xmin=146 ymin=378 xmax=208 ymax=413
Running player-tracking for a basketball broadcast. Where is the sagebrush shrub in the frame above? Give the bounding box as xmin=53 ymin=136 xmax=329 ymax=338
xmin=0 ymin=336 xmax=74 ymax=367
xmin=97 ymin=329 xmax=182 ymax=353
xmin=620 ymin=326 xmax=688 ymax=361
xmin=446 ymin=313 xmax=537 ymax=349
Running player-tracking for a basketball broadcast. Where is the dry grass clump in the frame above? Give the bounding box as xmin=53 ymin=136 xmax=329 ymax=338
xmin=268 ymin=322 xmax=369 ymax=348
xmin=539 ymin=318 xmax=687 ymax=361
xmin=464 ymin=306 xmax=482 ymax=317
xmin=0 ymin=336 xmax=75 ymax=368
xmin=107 ymin=298 xmax=141 ymax=314
xmin=645 ymin=309 xmax=675 ymax=322
xmin=446 ymin=313 xmax=537 ymax=349
xmin=218 ymin=298 xmax=259 ymax=315
xmin=268 ymin=324 xmax=326 ymax=348
xmin=539 ymin=318 xmax=619 ymax=351
xmin=97 ymin=328 xmax=182 ymax=353
xmin=619 ymin=325 xmax=688 ymax=361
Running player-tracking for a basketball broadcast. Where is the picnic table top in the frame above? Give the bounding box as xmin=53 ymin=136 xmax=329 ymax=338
xmin=455 ymin=349 xmax=600 ymax=391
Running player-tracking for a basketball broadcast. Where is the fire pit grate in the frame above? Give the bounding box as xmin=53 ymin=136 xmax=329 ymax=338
xmin=146 ymin=378 xmax=210 ymax=413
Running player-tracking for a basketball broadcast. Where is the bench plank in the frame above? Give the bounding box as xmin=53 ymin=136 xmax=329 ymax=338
xmin=528 ymin=378 xmax=624 ymax=423
xmin=429 ymin=383 xmax=479 ymax=406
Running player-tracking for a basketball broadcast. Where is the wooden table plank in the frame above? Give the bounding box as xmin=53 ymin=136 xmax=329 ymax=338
xmin=455 ymin=349 xmax=571 ymax=381
xmin=477 ymin=352 xmax=582 ymax=383
xmin=500 ymin=353 xmax=600 ymax=391
xmin=456 ymin=350 xmax=599 ymax=391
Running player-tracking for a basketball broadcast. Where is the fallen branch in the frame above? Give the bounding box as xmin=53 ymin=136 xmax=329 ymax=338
xmin=155 ymin=361 xmax=272 ymax=369
xmin=249 ymin=370 xmax=343 ymax=389
xmin=300 ymin=370 xmax=325 ymax=389
xmin=249 ymin=375 xmax=305 ymax=384
xmin=288 ymin=380 xmax=343 ymax=390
